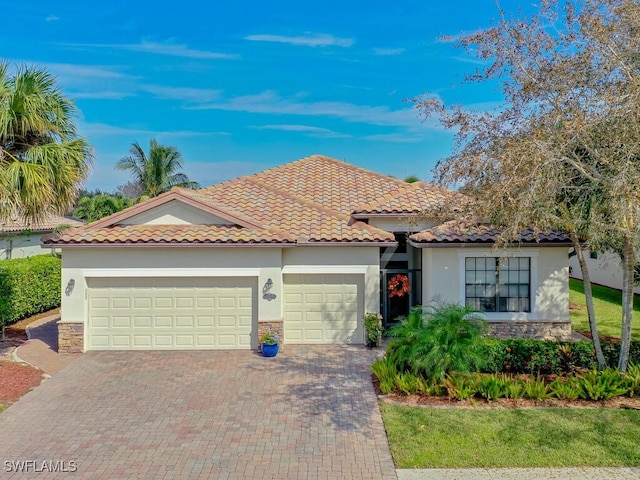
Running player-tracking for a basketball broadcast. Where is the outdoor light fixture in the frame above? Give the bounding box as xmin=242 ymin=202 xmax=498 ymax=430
xmin=65 ymin=279 xmax=75 ymax=296
xmin=262 ymin=278 xmax=276 ymax=301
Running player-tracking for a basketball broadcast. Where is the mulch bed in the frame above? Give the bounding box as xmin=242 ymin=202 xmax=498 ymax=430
xmin=0 ymin=361 xmax=44 ymax=406
xmin=372 ymin=374 xmax=640 ymax=410
xmin=0 ymin=308 xmax=59 ymax=407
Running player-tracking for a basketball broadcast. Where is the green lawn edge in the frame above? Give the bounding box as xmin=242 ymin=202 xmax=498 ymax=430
xmin=570 ymin=279 xmax=640 ymax=341
xmin=381 ymin=403 xmax=640 ymax=468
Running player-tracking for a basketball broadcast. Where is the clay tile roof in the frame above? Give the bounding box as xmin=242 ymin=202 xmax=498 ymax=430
xmin=43 ymin=224 xmax=296 ymax=246
xmin=248 ymin=154 xmax=407 ymax=215
xmin=409 ymin=220 xmax=571 ymax=244
xmin=353 ymin=181 xmax=468 ymax=216
xmin=197 ymin=177 xmax=394 ymax=243
xmin=0 ymin=214 xmax=83 ymax=233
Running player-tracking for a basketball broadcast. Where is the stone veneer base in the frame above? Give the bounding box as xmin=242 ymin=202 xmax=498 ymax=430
xmin=57 ymin=321 xmax=84 ymax=354
xmin=488 ymin=320 xmax=572 ymax=341
xmin=258 ymin=320 xmax=284 ymax=352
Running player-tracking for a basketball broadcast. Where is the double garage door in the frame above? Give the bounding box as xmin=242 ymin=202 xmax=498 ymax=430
xmin=87 ymin=277 xmax=256 ymax=350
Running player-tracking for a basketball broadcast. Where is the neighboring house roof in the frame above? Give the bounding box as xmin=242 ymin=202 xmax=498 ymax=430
xmin=409 ymin=221 xmax=572 ymax=246
xmin=0 ymin=213 xmax=83 ymax=234
xmin=352 ymin=181 xmax=467 ymax=216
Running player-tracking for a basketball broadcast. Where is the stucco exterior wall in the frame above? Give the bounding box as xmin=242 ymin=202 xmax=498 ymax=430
xmin=368 ymin=216 xmax=438 ymax=234
xmin=61 ymin=246 xmax=381 ymax=345
xmin=282 ymin=246 xmax=380 ymax=314
xmin=1 ymin=233 xmax=48 ymax=259
xmin=120 ymin=200 xmax=234 ymax=226
xmin=569 ymin=249 xmax=640 ymax=295
xmin=61 ymin=247 xmax=284 ymax=329
xmin=421 ymin=246 xmax=569 ymax=323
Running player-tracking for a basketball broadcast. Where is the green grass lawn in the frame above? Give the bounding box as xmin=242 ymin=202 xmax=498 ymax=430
xmin=570 ymin=279 xmax=640 ymax=341
xmin=381 ymin=403 xmax=640 ymax=468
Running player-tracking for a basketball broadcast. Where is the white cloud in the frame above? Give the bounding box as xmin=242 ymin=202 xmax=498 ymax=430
xmin=45 ymin=15 xmax=59 ymax=22
xmin=363 ymin=133 xmax=423 ymax=143
xmin=142 ymin=85 xmax=222 ymax=102
xmin=372 ymin=47 xmax=406 ymax=56
xmin=36 ymin=62 xmax=129 ymax=80
xmin=251 ymin=124 xmax=351 ymax=139
xmin=79 ymin=122 xmax=229 ymax=138
xmin=71 ymin=91 xmax=134 ymax=100
xmin=244 ymin=33 xmax=354 ymax=48
xmin=191 ymin=90 xmax=441 ymax=131
xmin=63 ymin=41 xmax=238 ymax=59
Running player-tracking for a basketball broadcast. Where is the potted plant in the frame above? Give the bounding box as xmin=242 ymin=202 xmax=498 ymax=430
xmin=364 ymin=312 xmax=383 ymax=348
xmin=260 ymin=333 xmax=279 ymax=357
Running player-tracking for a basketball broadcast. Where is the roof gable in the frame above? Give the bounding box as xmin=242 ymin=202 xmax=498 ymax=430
xmin=88 ymin=188 xmax=265 ymax=230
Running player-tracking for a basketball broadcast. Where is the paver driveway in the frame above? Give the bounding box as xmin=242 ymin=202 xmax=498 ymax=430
xmin=0 ymin=346 xmax=396 ymax=479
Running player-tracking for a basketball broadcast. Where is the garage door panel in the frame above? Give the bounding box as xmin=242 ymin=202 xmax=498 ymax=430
xmin=154 ymin=316 xmax=172 ymax=327
xmin=155 ymin=298 xmax=173 ymax=309
xmin=112 ymin=316 xmax=131 ymax=328
xmin=133 ymin=316 xmax=151 ymax=328
xmin=283 ymin=274 xmax=364 ymax=344
xmin=87 ymin=277 xmax=257 ymax=350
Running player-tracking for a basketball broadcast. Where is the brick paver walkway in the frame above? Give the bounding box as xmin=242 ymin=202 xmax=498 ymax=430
xmin=15 ymin=315 xmax=80 ymax=375
xmin=0 ymin=346 xmax=396 ymax=479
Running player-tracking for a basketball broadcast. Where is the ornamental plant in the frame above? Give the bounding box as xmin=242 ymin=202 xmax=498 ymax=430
xmin=364 ymin=312 xmax=383 ymax=347
xmin=260 ymin=333 xmax=278 ymax=345
xmin=387 ymin=301 xmax=488 ymax=382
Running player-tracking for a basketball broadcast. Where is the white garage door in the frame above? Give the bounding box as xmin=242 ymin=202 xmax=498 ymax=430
xmin=86 ymin=277 xmax=256 ymax=350
xmin=284 ymin=274 xmax=364 ymax=344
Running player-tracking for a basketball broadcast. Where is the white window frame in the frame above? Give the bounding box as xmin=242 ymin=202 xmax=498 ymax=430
xmin=457 ymin=250 xmax=539 ymax=321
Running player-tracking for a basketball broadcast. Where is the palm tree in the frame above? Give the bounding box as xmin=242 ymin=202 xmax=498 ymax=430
xmin=0 ymin=63 xmax=93 ymax=223
xmin=73 ymin=193 xmax=133 ymax=223
xmin=116 ymin=139 xmax=199 ymax=198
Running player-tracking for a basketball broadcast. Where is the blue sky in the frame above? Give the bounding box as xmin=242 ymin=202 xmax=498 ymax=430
xmin=3 ymin=1 xmax=537 ymax=191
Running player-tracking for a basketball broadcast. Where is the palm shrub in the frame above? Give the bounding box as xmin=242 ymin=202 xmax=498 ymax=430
xmin=386 ymin=301 xmax=488 ymax=382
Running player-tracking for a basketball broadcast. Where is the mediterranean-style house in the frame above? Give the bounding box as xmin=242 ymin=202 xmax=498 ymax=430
xmin=1 ymin=214 xmax=83 ymax=260
xmin=43 ymin=155 xmax=573 ymax=353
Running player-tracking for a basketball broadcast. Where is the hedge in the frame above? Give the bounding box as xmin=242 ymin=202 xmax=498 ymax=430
xmin=0 ymin=255 xmax=61 ymax=327
xmin=480 ymin=338 xmax=640 ymax=374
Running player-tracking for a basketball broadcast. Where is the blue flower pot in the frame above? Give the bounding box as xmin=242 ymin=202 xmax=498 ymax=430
xmin=262 ymin=343 xmax=279 ymax=357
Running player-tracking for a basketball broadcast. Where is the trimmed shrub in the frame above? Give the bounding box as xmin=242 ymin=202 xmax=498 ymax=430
xmin=0 ymin=255 xmax=61 ymax=327
xmin=602 ymin=340 xmax=640 ymax=367
xmin=480 ymin=339 xmax=598 ymax=375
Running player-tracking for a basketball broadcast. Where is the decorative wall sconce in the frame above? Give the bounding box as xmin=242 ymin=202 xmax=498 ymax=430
xmin=65 ymin=279 xmax=75 ymax=296
xmin=262 ymin=278 xmax=276 ymax=301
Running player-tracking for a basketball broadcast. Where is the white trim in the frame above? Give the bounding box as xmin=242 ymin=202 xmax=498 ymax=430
xmin=457 ymin=250 xmax=539 ymax=319
xmin=83 ymin=268 xmax=261 ymax=278
xmin=457 ymin=249 xmax=539 ymax=258
xmin=282 ymin=265 xmax=369 ymax=275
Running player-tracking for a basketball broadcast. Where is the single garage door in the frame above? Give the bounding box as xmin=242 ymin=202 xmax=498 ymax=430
xmin=86 ymin=277 xmax=257 ymax=350
xmin=284 ymin=274 xmax=364 ymax=344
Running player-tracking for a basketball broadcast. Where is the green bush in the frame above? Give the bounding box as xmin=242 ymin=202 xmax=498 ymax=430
xmin=602 ymin=341 xmax=640 ymax=367
xmin=387 ymin=302 xmax=488 ymax=382
xmin=576 ymin=369 xmax=629 ymax=401
xmin=371 ymin=357 xmax=398 ymax=394
xmin=481 ymin=339 xmax=598 ymax=374
xmin=0 ymin=255 xmax=61 ymax=327
xmin=624 ymin=364 xmax=640 ymax=397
